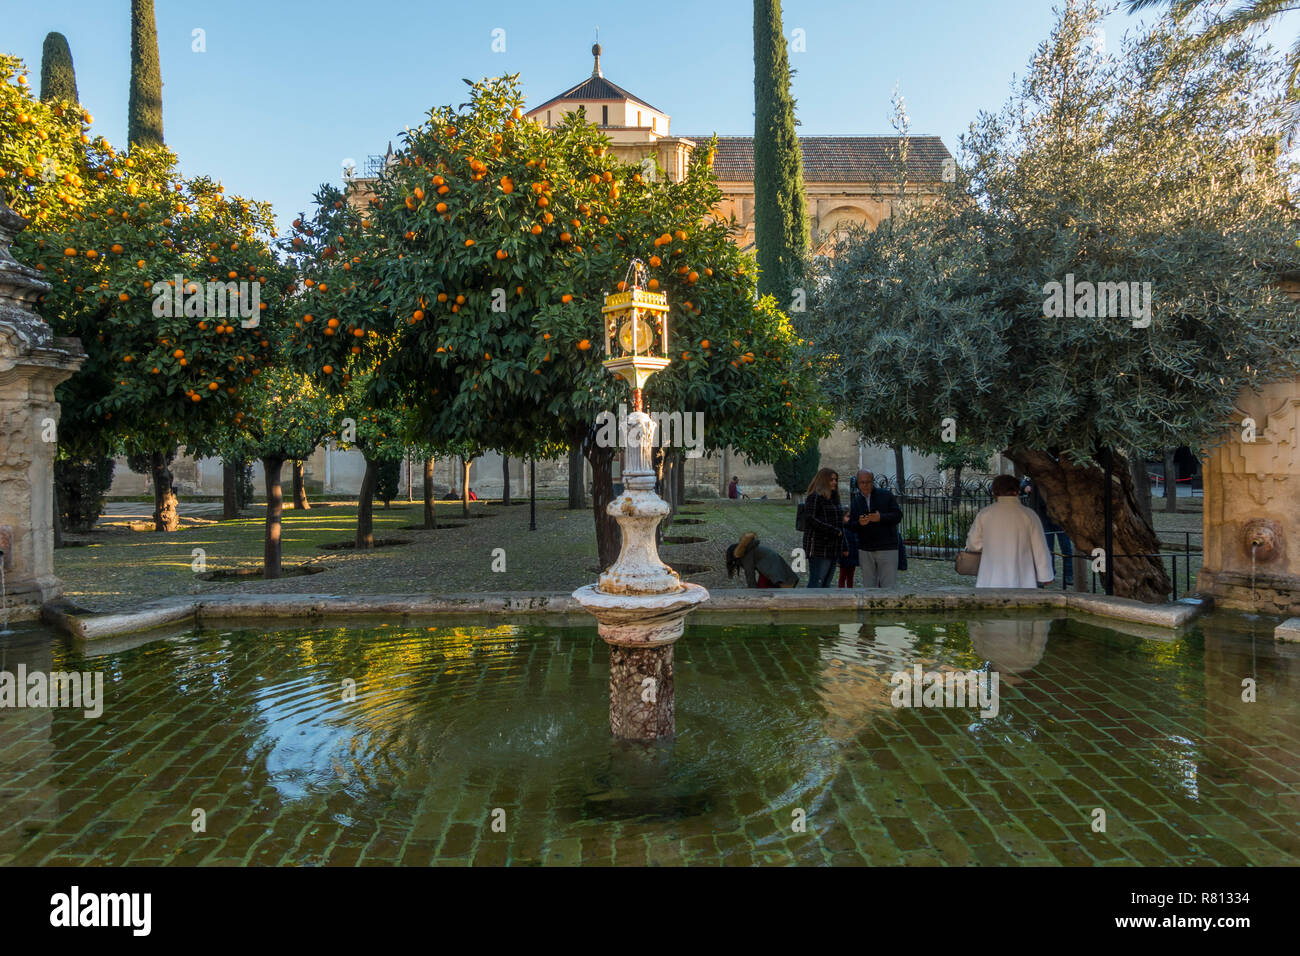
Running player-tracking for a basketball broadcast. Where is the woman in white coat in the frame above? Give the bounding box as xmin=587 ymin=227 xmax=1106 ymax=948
xmin=965 ymin=474 xmax=1055 ymax=588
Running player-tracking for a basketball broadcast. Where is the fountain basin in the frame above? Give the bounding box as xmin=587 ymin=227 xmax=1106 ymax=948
xmin=571 ymin=583 xmax=708 ymax=647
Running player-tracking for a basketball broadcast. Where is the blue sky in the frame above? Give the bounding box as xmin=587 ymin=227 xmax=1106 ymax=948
xmin=4 ymin=1 xmax=1276 ymax=233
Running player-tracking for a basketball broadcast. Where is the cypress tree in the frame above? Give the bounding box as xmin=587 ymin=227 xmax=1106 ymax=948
xmin=128 ymin=0 xmax=164 ymax=148
xmin=753 ymin=0 xmax=809 ymax=307
xmin=39 ymin=32 xmax=79 ymax=104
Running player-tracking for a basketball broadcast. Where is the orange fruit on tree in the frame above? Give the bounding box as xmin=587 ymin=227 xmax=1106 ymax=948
xmin=118 ymin=292 xmax=129 ymax=302
xmin=327 ymin=317 xmax=340 ymax=329
xmin=110 ymin=243 xmax=124 ymax=254
xmin=436 ymin=202 xmax=447 ymax=213
xmin=577 ymin=339 xmax=591 ymax=351
xmin=500 ymin=176 xmax=514 ymax=193
xmin=561 ymin=294 xmax=573 ymax=304
xmin=530 ymin=224 xmax=542 ymax=235
xmin=208 ymin=382 xmax=219 ymax=391
xmin=437 ymin=185 xmax=450 ymax=195
xmin=496 ymin=249 xmax=508 ymax=259
xmin=464 ymin=238 xmax=475 ymax=247
xmin=173 ymin=348 xmax=185 ymax=359
xmin=649 ymin=255 xmax=661 ymax=268
xmin=414 ymin=186 xmax=425 ymax=200
xmin=413 ymin=309 xmax=424 ymax=321
xmin=323 ymin=365 xmax=334 ymax=374
xmin=437 ymin=293 xmax=448 ymax=303
xmin=647 ymin=279 xmax=659 ymax=290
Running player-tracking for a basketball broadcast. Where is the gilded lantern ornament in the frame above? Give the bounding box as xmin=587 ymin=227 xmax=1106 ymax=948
xmin=602 ymin=259 xmax=670 ymax=403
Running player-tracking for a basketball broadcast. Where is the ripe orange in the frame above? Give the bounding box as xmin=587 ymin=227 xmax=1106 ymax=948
xmin=414 ymin=186 xmax=425 ymax=200
xmin=496 ymin=249 xmax=508 ymax=259
xmin=208 ymin=382 xmax=219 ymax=391
xmin=413 ymin=310 xmax=424 ymax=321
xmin=649 ymin=255 xmax=661 ymax=268
xmin=327 ymin=317 xmax=340 ymax=329
xmin=437 ymin=293 xmax=448 ymax=303
xmin=436 ymin=202 xmax=448 ymax=213
xmin=464 ymin=238 xmax=475 ymax=247
xmin=647 ymin=279 xmax=659 ymax=290
xmin=530 ymin=224 xmax=542 ymax=235
xmin=577 ymin=339 xmax=591 ymax=351
xmin=437 ymin=185 xmax=450 ymax=195
xmin=561 ymin=294 xmax=573 ymax=304
xmin=110 ymin=243 xmax=124 ymax=254
xmin=323 ymin=364 xmax=334 ymax=375
xmin=500 ymin=176 xmax=514 ymax=193
xmin=118 ymin=292 xmax=129 ymax=301
xmin=559 ymin=232 xmax=571 ymax=243
xmin=173 ymin=348 xmax=185 ymax=359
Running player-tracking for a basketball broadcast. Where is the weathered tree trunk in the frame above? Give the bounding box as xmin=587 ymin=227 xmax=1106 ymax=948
xmin=1010 ymin=448 xmax=1170 ymax=603
xmin=893 ymin=444 xmax=906 ymax=493
xmin=222 ymin=459 xmax=240 ymax=519
xmin=568 ymin=442 xmax=586 ymax=509
xmin=150 ymin=449 xmax=179 ymax=532
xmin=262 ymin=454 xmax=285 ymax=579
xmin=423 ymin=456 xmax=437 ymax=529
xmin=676 ymin=452 xmax=686 ymax=502
xmin=1163 ymin=448 xmax=1179 ymax=513
xmin=501 ymin=455 xmax=511 ymax=505
xmin=292 ymin=460 xmax=310 ymax=510
xmin=951 ymin=464 xmax=964 ymax=503
xmin=356 ymin=456 xmax=377 ymax=549
xmin=461 ymin=456 xmax=473 ymax=518
xmin=585 ymin=432 xmax=620 ymax=570
xmin=1129 ymin=451 xmax=1152 ymax=530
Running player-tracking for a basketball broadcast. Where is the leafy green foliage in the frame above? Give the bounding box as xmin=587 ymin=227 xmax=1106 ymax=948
xmin=128 ymin=0 xmax=163 ymax=148
xmin=772 ymin=439 xmax=820 ymax=496
xmin=808 ymin=0 xmax=1300 ymax=465
xmin=753 ymin=0 xmax=809 ymax=307
xmin=39 ymin=33 xmax=78 ymax=105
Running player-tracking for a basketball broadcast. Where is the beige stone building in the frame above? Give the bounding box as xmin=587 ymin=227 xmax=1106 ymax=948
xmin=111 ymin=48 xmax=957 ymax=501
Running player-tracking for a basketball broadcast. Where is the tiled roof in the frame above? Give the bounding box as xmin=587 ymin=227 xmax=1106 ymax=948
xmin=684 ymin=135 xmax=953 ymax=184
xmin=530 ymin=75 xmax=661 ymax=115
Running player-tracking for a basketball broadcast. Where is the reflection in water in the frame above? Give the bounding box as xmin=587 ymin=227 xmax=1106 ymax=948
xmin=0 ymin=612 xmax=1295 ymax=866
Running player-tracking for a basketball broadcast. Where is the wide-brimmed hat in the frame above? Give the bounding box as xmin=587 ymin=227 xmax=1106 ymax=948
xmin=734 ymin=531 xmax=757 ymax=559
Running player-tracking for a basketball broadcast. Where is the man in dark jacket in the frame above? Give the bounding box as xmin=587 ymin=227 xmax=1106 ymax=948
xmin=845 ymin=470 xmax=903 ymax=587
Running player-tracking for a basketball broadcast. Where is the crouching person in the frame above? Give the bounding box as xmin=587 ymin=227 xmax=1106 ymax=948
xmin=726 ymin=532 xmax=798 ymax=588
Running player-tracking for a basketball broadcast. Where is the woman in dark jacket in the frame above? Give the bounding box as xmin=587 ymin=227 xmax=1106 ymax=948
xmin=802 ymin=467 xmax=843 ymax=588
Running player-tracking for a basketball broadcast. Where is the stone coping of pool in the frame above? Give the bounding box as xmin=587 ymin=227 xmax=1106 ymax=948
xmin=41 ymin=588 xmax=1208 ymax=642
xmin=1274 ymin=617 xmax=1300 ymax=642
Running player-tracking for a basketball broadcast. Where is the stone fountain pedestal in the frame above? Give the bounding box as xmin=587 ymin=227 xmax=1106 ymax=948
xmin=573 ymin=410 xmax=708 ymax=740
xmin=0 ymin=200 xmax=85 ymax=621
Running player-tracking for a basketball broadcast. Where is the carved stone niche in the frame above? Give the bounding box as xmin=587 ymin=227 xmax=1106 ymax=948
xmin=0 ymin=196 xmax=85 ymax=618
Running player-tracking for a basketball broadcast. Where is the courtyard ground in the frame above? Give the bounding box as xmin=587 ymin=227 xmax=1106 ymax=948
xmin=53 ymin=496 xmax=1204 ymax=613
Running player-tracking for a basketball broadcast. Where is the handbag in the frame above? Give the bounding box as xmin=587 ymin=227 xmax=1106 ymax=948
xmin=954 ymin=549 xmax=981 ymax=576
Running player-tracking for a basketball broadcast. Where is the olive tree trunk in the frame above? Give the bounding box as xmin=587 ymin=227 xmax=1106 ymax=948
xmin=1010 ymin=448 xmax=1170 ymax=603
xmin=502 ymin=455 xmax=511 ymax=505
xmin=1163 ymin=448 xmax=1179 ymax=513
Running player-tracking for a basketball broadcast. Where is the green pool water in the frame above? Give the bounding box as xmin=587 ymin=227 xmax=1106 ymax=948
xmin=0 ymin=612 xmax=1295 ymax=866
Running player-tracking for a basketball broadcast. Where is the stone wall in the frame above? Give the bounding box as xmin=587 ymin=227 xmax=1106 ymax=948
xmin=107 ymin=424 xmax=946 ymax=501
xmin=1198 ymin=378 xmax=1300 ymax=614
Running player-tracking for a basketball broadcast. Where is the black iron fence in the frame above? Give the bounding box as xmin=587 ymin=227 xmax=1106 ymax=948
xmin=877 ymin=473 xmax=1202 ymax=601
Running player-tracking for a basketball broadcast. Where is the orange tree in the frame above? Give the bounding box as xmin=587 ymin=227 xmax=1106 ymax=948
xmin=286 ymin=76 xmax=827 ymax=566
xmin=3 ymin=55 xmax=287 ymax=531
xmin=211 ymin=366 xmax=340 ymax=577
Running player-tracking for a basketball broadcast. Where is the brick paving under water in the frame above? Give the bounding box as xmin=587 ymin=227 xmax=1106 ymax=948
xmin=0 ymin=613 xmax=1294 ymax=866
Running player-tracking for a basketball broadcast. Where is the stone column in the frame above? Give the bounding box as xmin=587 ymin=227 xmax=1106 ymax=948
xmin=573 ymin=410 xmax=707 ymax=740
xmin=1197 ymin=379 xmax=1300 ymax=614
xmin=0 ymin=200 xmax=85 ymax=620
